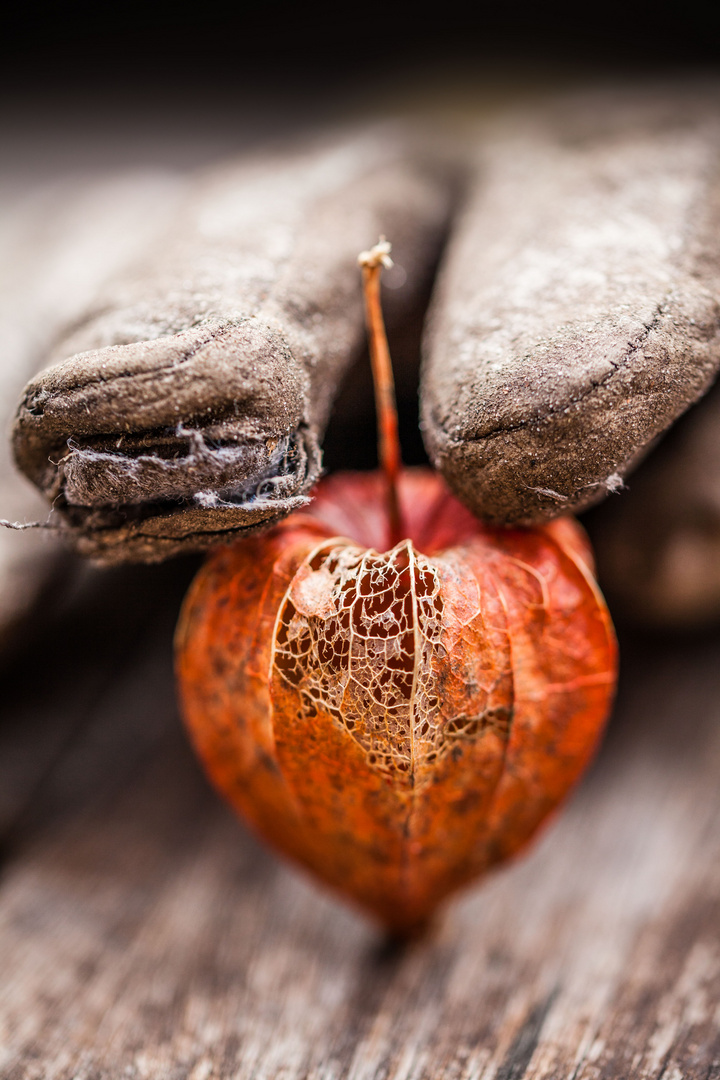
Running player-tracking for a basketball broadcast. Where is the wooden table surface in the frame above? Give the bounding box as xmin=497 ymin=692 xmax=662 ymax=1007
xmin=1 ymin=553 xmax=719 ymax=1080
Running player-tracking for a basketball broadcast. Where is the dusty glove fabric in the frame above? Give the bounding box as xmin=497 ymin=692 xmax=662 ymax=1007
xmin=421 ymin=84 xmax=720 ymax=524
xmin=12 ymin=125 xmax=458 ymax=563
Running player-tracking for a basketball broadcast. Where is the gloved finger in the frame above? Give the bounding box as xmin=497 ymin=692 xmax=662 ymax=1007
xmin=420 ymin=84 xmax=720 ymax=525
xmin=13 ymin=124 xmax=459 ymax=564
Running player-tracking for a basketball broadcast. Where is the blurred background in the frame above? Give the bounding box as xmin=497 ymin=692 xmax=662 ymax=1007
xmin=4 ymin=0 xmax=720 ymax=170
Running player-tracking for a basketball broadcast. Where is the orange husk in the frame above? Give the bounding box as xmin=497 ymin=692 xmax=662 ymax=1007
xmin=176 ymin=468 xmax=617 ymax=934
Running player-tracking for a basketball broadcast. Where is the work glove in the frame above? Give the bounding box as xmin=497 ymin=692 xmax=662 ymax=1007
xmin=8 ymin=83 xmax=720 ymax=633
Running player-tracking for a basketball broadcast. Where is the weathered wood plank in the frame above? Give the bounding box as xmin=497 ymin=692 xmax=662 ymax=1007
xmin=1 ymin=562 xmax=719 ymax=1078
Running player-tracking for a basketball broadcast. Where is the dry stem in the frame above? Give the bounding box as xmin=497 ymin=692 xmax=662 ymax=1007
xmin=358 ymin=238 xmax=403 ymax=548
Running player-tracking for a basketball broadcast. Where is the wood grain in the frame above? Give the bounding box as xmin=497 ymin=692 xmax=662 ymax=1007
xmin=1 ymin=562 xmax=719 ymax=1079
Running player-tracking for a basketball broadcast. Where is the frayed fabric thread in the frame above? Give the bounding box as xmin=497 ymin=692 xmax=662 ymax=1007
xmin=0 ymin=518 xmax=65 ymax=531
xmin=527 ymin=472 xmax=626 ymax=503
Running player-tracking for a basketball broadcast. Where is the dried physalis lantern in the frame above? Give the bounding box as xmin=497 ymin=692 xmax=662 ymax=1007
xmin=175 ymin=238 xmax=618 ymax=935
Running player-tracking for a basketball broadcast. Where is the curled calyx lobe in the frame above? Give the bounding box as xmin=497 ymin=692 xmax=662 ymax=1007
xmin=176 ymin=470 xmax=617 ymax=932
